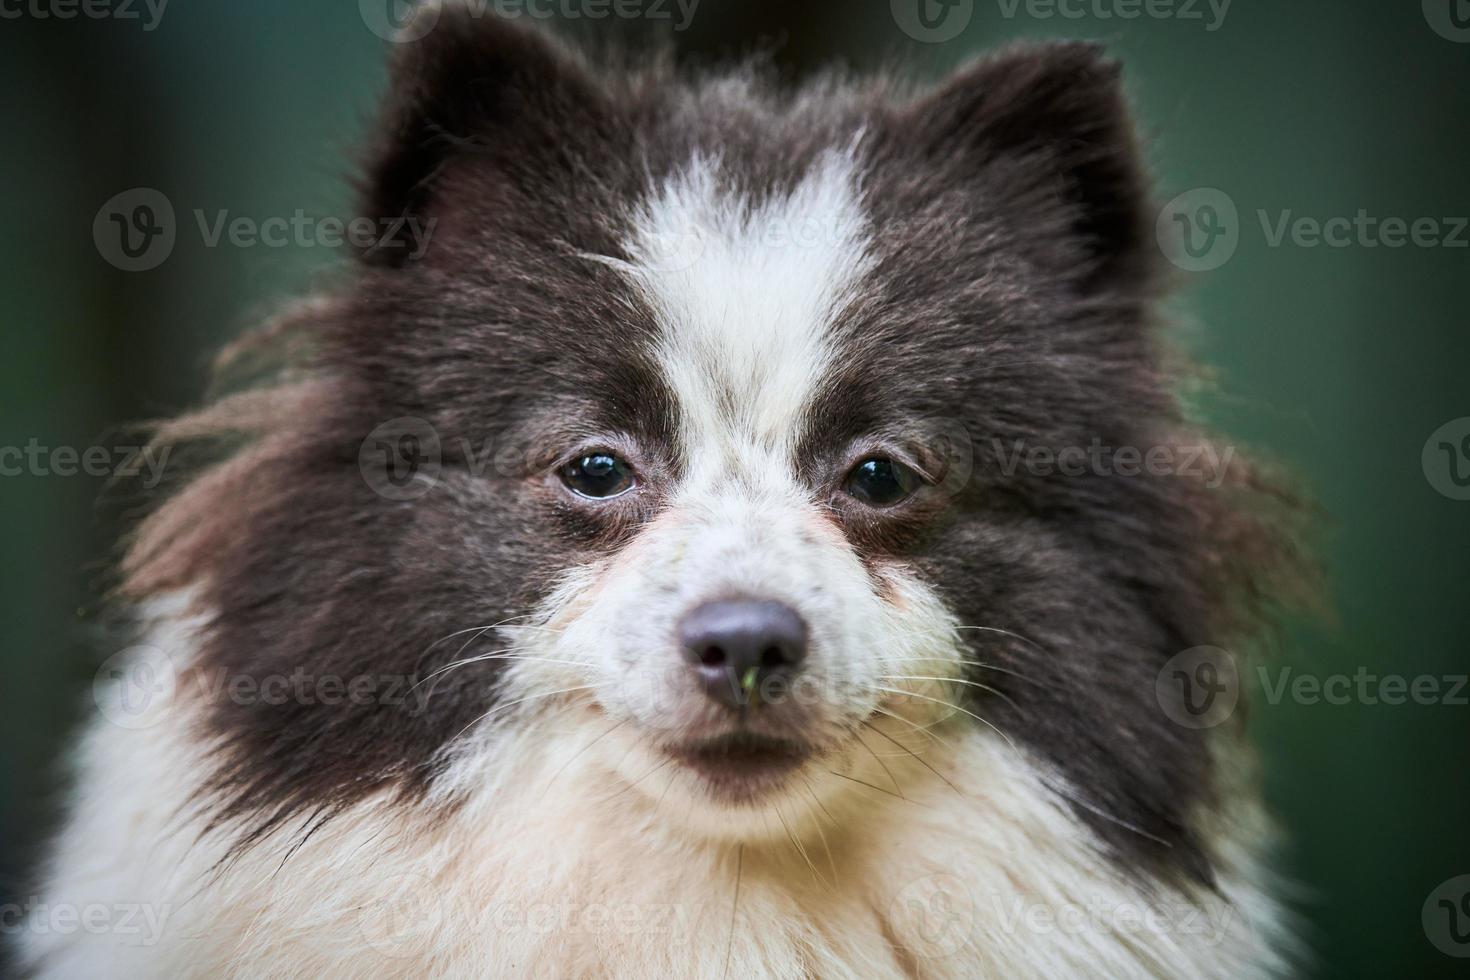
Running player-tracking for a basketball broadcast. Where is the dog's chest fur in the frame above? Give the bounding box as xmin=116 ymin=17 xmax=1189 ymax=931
xmin=28 ymin=610 xmax=1283 ymax=979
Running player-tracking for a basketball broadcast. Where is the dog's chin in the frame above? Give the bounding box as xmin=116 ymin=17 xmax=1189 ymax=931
xmin=589 ymin=708 xmax=836 ymax=840
xmin=666 ymin=732 xmax=811 ymax=804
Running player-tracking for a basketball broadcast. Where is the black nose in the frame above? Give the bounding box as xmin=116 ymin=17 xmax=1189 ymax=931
xmin=678 ymin=600 xmax=809 ymax=710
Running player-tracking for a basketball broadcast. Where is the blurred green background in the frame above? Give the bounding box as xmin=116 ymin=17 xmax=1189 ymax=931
xmin=1 ymin=0 xmax=1466 ymax=975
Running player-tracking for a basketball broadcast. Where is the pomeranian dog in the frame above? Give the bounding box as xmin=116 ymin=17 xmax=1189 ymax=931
xmin=25 ymin=5 xmax=1304 ymax=977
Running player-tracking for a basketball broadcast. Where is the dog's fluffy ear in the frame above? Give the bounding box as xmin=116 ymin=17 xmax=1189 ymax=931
xmin=902 ymin=43 xmax=1155 ymax=295
xmin=357 ymin=5 xmax=607 ymax=265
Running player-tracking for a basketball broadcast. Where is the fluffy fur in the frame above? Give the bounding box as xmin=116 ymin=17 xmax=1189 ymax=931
xmin=24 ymin=6 xmax=1305 ymax=977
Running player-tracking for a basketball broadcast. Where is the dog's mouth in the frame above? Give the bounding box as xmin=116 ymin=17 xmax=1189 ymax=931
xmin=666 ymin=732 xmax=810 ymax=799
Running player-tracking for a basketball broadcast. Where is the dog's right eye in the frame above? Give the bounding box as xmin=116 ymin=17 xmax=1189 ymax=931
xmin=844 ymin=457 xmax=922 ymax=507
xmin=559 ymin=453 xmax=636 ymax=500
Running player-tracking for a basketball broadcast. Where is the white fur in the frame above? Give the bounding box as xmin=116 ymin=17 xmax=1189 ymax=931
xmin=627 ymin=149 xmax=872 ymax=460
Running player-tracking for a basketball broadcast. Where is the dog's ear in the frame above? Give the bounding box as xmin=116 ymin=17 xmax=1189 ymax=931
xmin=357 ymin=6 xmax=609 ymax=266
xmin=901 ymin=43 xmax=1155 ymax=295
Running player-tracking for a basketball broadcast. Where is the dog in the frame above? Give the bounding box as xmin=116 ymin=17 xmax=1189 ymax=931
xmin=24 ymin=6 xmax=1304 ymax=977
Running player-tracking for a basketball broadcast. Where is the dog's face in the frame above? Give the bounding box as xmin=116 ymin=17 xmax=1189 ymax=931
xmin=137 ymin=12 xmax=1280 ymax=885
xmin=497 ymin=149 xmax=978 ymax=816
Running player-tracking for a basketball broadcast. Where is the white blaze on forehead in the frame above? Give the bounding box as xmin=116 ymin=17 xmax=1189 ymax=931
xmin=621 ymin=151 xmax=873 ymax=461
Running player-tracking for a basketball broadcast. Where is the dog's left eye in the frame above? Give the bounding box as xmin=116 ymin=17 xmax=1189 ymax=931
xmin=844 ymin=457 xmax=922 ymax=507
xmin=560 ymin=453 xmax=636 ymax=499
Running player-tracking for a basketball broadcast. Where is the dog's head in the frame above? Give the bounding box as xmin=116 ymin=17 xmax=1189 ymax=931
xmin=129 ymin=11 xmax=1292 ymax=882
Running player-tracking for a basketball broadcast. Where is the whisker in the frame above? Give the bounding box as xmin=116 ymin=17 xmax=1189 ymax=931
xmin=416 ymin=650 xmax=585 ymax=685
xmin=449 ymin=686 xmax=597 ymax=744
xmin=413 ymin=651 xmax=589 ymax=696
xmin=927 ymin=624 xmax=1048 ymax=650
xmin=879 ymin=674 xmax=1022 ymax=712
xmin=422 ymin=617 xmax=535 ymax=652
xmin=613 ymin=757 xmax=674 ymax=800
xmin=825 ymin=769 xmax=915 ymax=803
xmin=539 ymin=718 xmax=628 ymax=796
xmin=799 ymin=776 xmax=840 ymax=831
xmin=872 ymin=686 xmax=1019 ymax=754
xmin=901 ymin=656 xmax=1042 ymax=686
xmin=653 ymin=765 xmax=679 ymax=817
xmin=1040 ymin=777 xmax=1171 ymax=847
xmin=798 ymin=779 xmax=840 ymax=885
xmin=773 ymin=803 xmax=827 ymax=889
xmin=722 ymin=845 xmax=744 ymax=980
xmin=870 ymin=704 xmax=953 ymax=743
xmin=860 ymin=719 xmax=962 ymax=798
xmin=415 ymin=617 xmax=570 ymax=679
xmin=418 ymin=614 xmax=557 ymax=662
xmin=852 ymin=726 xmax=905 ymax=799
